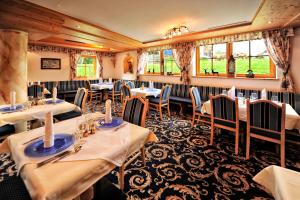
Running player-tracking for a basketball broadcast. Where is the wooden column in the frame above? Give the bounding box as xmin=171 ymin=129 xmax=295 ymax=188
xmin=0 ymin=29 xmax=28 ymax=105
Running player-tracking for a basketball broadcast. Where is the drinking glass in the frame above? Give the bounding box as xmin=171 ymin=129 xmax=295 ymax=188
xmin=271 ymin=95 xmax=278 ymax=102
xmin=237 ymin=92 xmax=244 ymax=104
xmin=250 ymin=92 xmax=258 ymax=101
xmin=222 ymin=90 xmax=227 ymax=95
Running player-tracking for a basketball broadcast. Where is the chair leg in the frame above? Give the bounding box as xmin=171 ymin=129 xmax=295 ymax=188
xmin=192 ymin=111 xmax=195 ymax=126
xmin=280 ymin=143 xmax=285 ymax=167
xmin=235 ymin=129 xmax=239 ymax=155
xmin=119 ymin=164 xmax=125 ymax=190
xmin=167 ymin=104 xmax=170 ymax=117
xmin=210 ymin=123 xmax=214 ymax=145
xmin=112 ymin=94 xmax=115 ymax=103
xmin=246 ymin=132 xmax=250 ymax=160
xmin=159 ymin=105 xmax=163 ymax=121
xmin=140 ymin=147 xmax=146 ymax=167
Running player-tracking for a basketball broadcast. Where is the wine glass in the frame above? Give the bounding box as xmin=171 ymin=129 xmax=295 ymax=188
xmin=271 ymin=96 xmax=278 ymax=102
xmin=250 ymin=92 xmax=258 ymax=101
xmin=222 ymin=90 xmax=227 ymax=95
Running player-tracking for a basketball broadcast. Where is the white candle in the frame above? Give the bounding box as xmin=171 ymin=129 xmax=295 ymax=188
xmin=105 ymin=99 xmax=112 ymax=123
xmin=44 ymin=111 xmax=54 ymax=148
xmin=52 ymin=87 xmax=57 ymax=102
xmin=10 ymin=91 xmax=16 ymax=109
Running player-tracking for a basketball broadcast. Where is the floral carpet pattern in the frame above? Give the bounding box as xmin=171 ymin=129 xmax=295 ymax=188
xmin=1 ymin=102 xmax=299 ymax=200
xmin=103 ymin=102 xmax=300 ymax=200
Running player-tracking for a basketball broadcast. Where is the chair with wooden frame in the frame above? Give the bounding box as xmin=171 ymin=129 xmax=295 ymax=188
xmin=246 ymin=99 xmax=286 ymax=167
xmin=54 ymin=88 xmax=88 ymax=121
xmin=121 ymin=83 xmax=132 ymax=104
xmin=148 ymin=85 xmax=172 ymax=121
xmin=86 ymin=80 xmax=102 ymax=103
xmin=210 ymin=95 xmax=240 ymax=155
xmin=126 ymin=81 xmax=135 ymax=89
xmin=119 ymin=96 xmax=149 ymax=190
xmin=189 ymin=87 xmax=211 ymax=126
xmin=107 ymin=80 xmax=122 ymax=103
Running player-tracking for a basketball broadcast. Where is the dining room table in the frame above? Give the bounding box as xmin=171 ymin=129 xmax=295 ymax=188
xmin=253 ymin=165 xmax=300 ymax=200
xmin=0 ymin=112 xmax=154 ymax=200
xmin=91 ymin=82 xmax=113 ymax=90
xmin=0 ymin=99 xmax=77 ymax=132
xmin=201 ymin=100 xmax=300 ymax=131
xmin=130 ymin=87 xmax=161 ymax=98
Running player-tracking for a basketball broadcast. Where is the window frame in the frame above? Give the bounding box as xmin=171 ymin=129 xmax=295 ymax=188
xmin=144 ymin=51 xmax=162 ymax=75
xmin=196 ymin=43 xmax=229 ymax=77
xmin=144 ymin=49 xmax=181 ymax=75
xmin=196 ymin=40 xmax=276 ymax=79
xmin=234 ymin=40 xmax=276 ymax=78
xmin=75 ymin=55 xmax=97 ymax=79
xmin=163 ymin=49 xmax=180 ymax=75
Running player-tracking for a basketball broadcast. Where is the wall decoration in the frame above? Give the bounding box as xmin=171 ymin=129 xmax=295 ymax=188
xmin=41 ymin=58 xmax=61 ymax=70
xmin=123 ymin=53 xmax=134 ymax=74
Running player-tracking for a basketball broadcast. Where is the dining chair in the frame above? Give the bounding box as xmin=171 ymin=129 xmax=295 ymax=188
xmin=126 ymin=81 xmax=135 ymax=89
xmin=0 ymin=124 xmax=15 ymax=141
xmin=210 ymin=95 xmax=240 ymax=155
xmin=121 ymin=83 xmax=132 ymax=104
xmin=27 ymin=84 xmax=44 ymax=99
xmin=86 ymin=80 xmax=102 ymax=103
xmin=54 ymin=88 xmax=88 ymax=121
xmin=246 ymin=99 xmax=286 ymax=167
xmin=189 ymin=87 xmax=210 ymax=126
xmin=107 ymin=80 xmax=122 ymax=103
xmin=148 ymin=85 xmax=172 ymax=121
xmin=119 ymin=96 xmax=149 ymax=190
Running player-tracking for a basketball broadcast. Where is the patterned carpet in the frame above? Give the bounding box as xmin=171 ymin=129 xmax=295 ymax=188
xmin=1 ymin=102 xmax=300 ymax=200
xmin=103 ymin=102 xmax=300 ymax=200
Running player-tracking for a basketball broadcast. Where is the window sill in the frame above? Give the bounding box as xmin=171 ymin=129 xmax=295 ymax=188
xmin=141 ymin=74 xmax=181 ymax=77
xmin=192 ymin=76 xmax=279 ymax=80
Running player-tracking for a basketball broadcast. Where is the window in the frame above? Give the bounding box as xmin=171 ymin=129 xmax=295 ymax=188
xmin=198 ymin=43 xmax=227 ymax=75
xmin=233 ymin=39 xmax=274 ymax=77
xmin=76 ymin=55 xmax=97 ymax=78
xmin=145 ymin=51 xmax=161 ymax=74
xmin=196 ymin=39 xmax=275 ymax=78
xmin=163 ymin=49 xmax=180 ymax=74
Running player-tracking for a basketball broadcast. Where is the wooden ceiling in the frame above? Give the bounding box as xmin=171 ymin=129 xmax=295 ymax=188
xmin=0 ymin=0 xmax=299 ymax=52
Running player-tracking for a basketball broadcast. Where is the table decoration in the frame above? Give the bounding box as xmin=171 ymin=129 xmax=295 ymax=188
xmin=10 ymin=91 xmax=16 ymax=109
xmin=0 ymin=104 xmax=23 ymax=113
xmin=97 ymin=118 xmax=123 ymax=129
xmin=24 ymin=133 xmax=74 ymax=157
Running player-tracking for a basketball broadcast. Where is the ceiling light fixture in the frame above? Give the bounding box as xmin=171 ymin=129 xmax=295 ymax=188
xmin=162 ymin=25 xmax=189 ymax=39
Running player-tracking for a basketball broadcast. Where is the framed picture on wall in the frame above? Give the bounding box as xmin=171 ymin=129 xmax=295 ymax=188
xmin=41 ymin=58 xmax=61 ymax=70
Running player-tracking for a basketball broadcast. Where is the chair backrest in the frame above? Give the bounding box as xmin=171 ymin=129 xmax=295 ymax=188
xmin=122 ymin=96 xmax=148 ymax=127
xmin=126 ymin=81 xmax=135 ymax=89
xmin=160 ymin=85 xmax=172 ymax=103
xmin=247 ymin=99 xmax=286 ymax=134
xmin=28 ymin=84 xmax=44 ymax=98
xmin=210 ymin=95 xmax=239 ymax=125
xmin=74 ymin=88 xmax=88 ymax=110
xmin=86 ymin=80 xmax=92 ymax=90
xmin=189 ymin=87 xmax=201 ymax=109
xmin=121 ymin=84 xmax=132 ymax=100
xmin=113 ymin=80 xmax=122 ymax=92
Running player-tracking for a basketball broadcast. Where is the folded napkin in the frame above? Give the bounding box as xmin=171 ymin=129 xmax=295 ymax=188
xmin=52 ymin=87 xmax=57 ymax=102
xmin=227 ymin=86 xmax=236 ymax=99
xmin=109 ymin=78 xmax=112 ymax=84
xmin=10 ymin=91 xmax=16 ymax=109
xmin=261 ymin=88 xmax=267 ymax=100
xmin=105 ymin=100 xmax=112 ymax=123
xmin=44 ymin=111 xmax=54 ymax=148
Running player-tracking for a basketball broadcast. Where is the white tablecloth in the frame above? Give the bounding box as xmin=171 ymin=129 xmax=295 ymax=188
xmin=201 ymin=100 xmax=300 ymax=131
xmin=253 ymin=165 xmax=300 ymax=200
xmin=91 ymin=83 xmax=113 ymax=90
xmin=131 ymin=88 xmax=161 ymax=98
xmin=0 ymin=100 xmax=77 ymax=127
xmin=4 ymin=112 xmax=151 ymax=200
